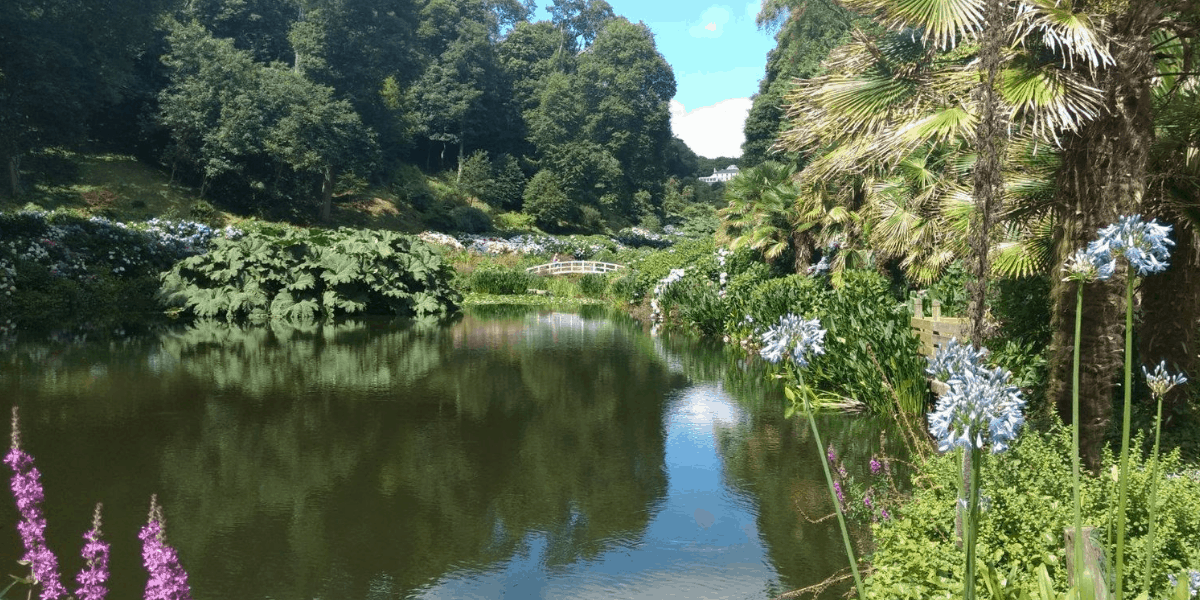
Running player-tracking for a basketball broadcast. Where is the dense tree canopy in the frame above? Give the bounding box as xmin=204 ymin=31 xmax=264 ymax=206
xmin=2 ymin=0 xmax=684 ymax=230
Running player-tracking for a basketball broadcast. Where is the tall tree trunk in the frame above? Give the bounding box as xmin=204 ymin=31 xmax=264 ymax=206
xmin=1138 ymin=218 xmax=1199 ymax=421
xmin=792 ymin=230 xmax=811 ymax=274
xmin=456 ymin=125 xmax=465 ymax=185
xmin=968 ymin=0 xmax=1008 ymax=347
xmin=320 ymin=165 xmax=334 ymax=223
xmin=1048 ymin=1 xmax=1158 ymax=469
xmin=5 ymin=155 xmax=21 ymax=198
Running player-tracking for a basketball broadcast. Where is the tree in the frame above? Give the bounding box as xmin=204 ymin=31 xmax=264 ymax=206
xmin=523 ymin=169 xmax=574 ymax=230
xmin=741 ymin=0 xmax=857 ymax=166
xmin=0 ymin=0 xmax=167 ymax=196
xmin=547 ymin=0 xmax=615 ymax=54
xmin=158 ymin=19 xmax=375 ymax=219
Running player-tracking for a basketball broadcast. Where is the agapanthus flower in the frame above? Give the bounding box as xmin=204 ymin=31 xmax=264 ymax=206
xmin=5 ymin=408 xmax=67 ymax=600
xmin=140 ymin=495 xmax=193 ymax=600
xmin=1062 ymin=249 xmax=1099 ymax=283
xmin=75 ymin=504 xmax=109 ymax=600
xmin=926 ymin=342 xmax=1026 ymax=453
xmin=1142 ymin=361 xmax=1187 ymax=399
xmin=1086 ymin=214 xmax=1174 ymax=278
xmin=759 ymin=314 xmax=826 ymax=367
xmin=926 ymin=338 xmax=989 ymax=383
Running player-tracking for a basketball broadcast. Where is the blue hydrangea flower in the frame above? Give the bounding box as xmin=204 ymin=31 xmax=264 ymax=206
xmin=759 ymin=314 xmax=826 ymax=367
xmin=926 ymin=341 xmax=1026 ymax=453
xmin=1086 ymin=214 xmax=1174 ymax=279
xmin=1142 ymin=361 xmax=1187 ymax=399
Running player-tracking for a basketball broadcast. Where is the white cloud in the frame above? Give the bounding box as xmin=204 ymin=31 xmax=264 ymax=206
xmin=688 ymin=5 xmax=731 ymax=38
xmin=670 ymin=98 xmax=753 ymax=159
xmin=745 ymin=0 xmax=762 ymax=21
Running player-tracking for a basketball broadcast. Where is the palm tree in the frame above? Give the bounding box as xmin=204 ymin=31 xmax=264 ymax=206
xmin=769 ymin=0 xmax=1200 ymax=469
xmin=718 ymin=161 xmax=813 ymax=273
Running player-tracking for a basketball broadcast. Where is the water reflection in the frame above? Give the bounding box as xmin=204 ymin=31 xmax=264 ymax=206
xmin=0 ymin=310 xmax=898 ymax=599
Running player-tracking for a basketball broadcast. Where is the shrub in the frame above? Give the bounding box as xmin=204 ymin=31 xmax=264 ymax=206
xmin=159 ymin=225 xmax=460 ymax=321
xmin=469 ymin=266 xmax=533 ymax=295
xmin=866 ymin=427 xmax=1200 ymax=599
xmin=672 ymin=277 xmax=727 ymax=337
xmin=608 ymin=272 xmax=639 ymax=302
xmin=579 ymin=273 xmax=608 ymax=298
xmin=744 ymin=273 xmax=828 ymax=327
xmin=450 ymin=205 xmax=492 ymax=234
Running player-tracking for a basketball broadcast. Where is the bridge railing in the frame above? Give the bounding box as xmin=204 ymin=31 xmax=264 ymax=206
xmin=525 ymin=261 xmax=627 ymax=276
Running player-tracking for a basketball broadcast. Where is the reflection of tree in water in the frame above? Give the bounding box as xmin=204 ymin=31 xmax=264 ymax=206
xmin=715 ymin=411 xmax=899 ymax=599
xmin=147 ymin=313 xmax=679 ymax=599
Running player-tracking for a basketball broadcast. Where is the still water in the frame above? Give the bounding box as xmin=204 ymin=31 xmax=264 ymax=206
xmin=0 ymin=307 xmax=894 ymax=599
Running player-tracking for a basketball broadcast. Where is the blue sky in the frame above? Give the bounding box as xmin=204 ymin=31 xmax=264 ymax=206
xmin=531 ymin=1 xmax=777 ymax=158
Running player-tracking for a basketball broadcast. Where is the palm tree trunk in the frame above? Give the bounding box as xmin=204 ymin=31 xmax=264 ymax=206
xmin=967 ymin=0 xmax=1008 ymax=347
xmin=1138 ymin=218 xmax=1199 ymax=421
xmin=1048 ymin=1 xmax=1158 ymax=469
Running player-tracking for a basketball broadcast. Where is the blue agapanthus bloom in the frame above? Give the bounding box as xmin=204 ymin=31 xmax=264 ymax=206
xmin=1142 ymin=361 xmax=1187 ymax=398
xmin=926 ymin=338 xmax=989 ymax=382
xmin=1086 ymin=214 xmax=1174 ymax=278
xmin=759 ymin=314 xmax=826 ymax=367
xmin=926 ymin=341 xmax=1025 ymax=453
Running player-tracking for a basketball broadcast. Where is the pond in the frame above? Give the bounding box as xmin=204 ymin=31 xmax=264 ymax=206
xmin=0 ymin=307 xmax=900 ymax=599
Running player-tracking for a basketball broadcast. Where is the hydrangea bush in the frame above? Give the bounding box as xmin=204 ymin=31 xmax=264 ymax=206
xmin=0 ymin=208 xmax=241 ymax=332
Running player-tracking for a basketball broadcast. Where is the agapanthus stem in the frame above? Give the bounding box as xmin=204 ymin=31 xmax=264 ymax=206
xmin=1071 ymin=284 xmax=1085 ymax=588
xmin=798 ymin=371 xmax=864 ymax=598
xmin=964 ymin=447 xmax=981 ymax=600
xmin=1115 ymin=273 xmax=1135 ymax=600
xmin=1141 ymin=394 xmax=1164 ymax=596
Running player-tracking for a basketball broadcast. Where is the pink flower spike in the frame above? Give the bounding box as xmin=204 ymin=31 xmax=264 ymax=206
xmin=5 ymin=407 xmax=67 ymax=600
xmin=140 ymin=495 xmax=193 ymax=600
xmin=75 ymin=503 xmax=110 ymax=600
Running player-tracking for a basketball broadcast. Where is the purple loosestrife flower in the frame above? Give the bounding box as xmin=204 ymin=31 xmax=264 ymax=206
xmin=1086 ymin=214 xmax=1174 ymax=279
xmin=880 ymin=508 xmax=890 ymax=520
xmin=833 ymin=481 xmax=844 ymax=505
xmin=140 ymin=495 xmax=193 ymax=600
xmin=926 ymin=342 xmax=1026 ymax=453
xmin=827 ymin=444 xmax=837 ymax=463
xmin=870 ymin=458 xmax=882 ymax=475
xmin=1143 ymin=361 xmax=1187 ymax=399
xmin=75 ymin=503 xmax=109 ymax=600
xmin=5 ymin=408 xmax=67 ymax=600
xmin=759 ymin=314 xmax=825 ymax=367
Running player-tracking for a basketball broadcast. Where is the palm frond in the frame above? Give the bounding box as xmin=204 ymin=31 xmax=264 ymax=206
xmin=1012 ymin=0 xmax=1113 ymax=72
xmin=843 ymin=0 xmax=985 ymax=50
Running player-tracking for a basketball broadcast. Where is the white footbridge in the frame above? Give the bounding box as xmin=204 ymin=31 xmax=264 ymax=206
xmin=525 ymin=261 xmax=626 ymax=276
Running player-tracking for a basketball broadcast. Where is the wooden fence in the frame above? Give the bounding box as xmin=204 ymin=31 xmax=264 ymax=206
xmin=910 ymin=296 xmax=968 ymax=396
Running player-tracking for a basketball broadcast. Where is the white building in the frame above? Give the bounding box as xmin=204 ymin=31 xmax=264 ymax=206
xmin=699 ymin=164 xmax=739 ymax=184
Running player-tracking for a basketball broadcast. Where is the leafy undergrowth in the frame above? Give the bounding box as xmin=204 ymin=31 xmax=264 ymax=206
xmin=159 ymin=224 xmax=460 ymax=321
xmin=461 ymin=292 xmax=606 ymax=307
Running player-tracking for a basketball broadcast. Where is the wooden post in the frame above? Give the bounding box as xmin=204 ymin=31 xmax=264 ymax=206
xmin=932 ymin=299 xmax=942 ymax=319
xmin=1064 ymin=526 xmax=1110 ymax=599
xmin=914 ymin=296 xmax=925 ymax=318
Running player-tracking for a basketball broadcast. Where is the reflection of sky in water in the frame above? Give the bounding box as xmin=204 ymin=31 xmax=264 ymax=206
xmin=413 ymin=384 xmax=780 ymax=599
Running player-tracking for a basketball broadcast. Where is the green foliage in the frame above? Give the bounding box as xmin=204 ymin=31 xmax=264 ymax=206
xmin=159 ymin=226 xmax=459 ymax=321
xmin=866 ymin=428 xmax=1200 ymax=599
xmin=670 ymin=277 xmax=727 ymax=337
xmin=578 ymin=273 xmax=609 ymax=298
xmin=926 ymin=261 xmax=970 ymax=317
xmin=608 ymin=271 xmax=639 ymax=301
xmin=523 ymin=170 xmax=575 ymax=231
xmin=622 ymin=238 xmax=717 ymax=299
xmin=744 ymin=273 xmax=829 ymax=327
xmin=468 ymin=266 xmax=534 ymax=295
xmin=809 ymin=270 xmax=928 ymax=413
xmin=450 ymin=205 xmax=492 ymax=234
